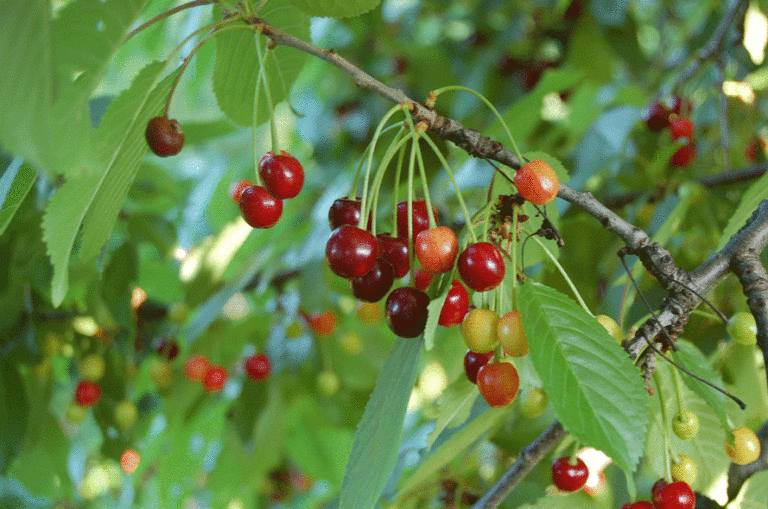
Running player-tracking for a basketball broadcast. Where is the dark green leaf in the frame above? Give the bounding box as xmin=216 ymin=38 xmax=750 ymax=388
xmin=0 ymin=161 xmax=37 ymax=237
xmin=715 ymin=171 xmax=768 ymax=250
xmin=0 ymin=360 xmax=28 ymax=474
xmin=287 ymin=0 xmax=381 ymax=18
xmin=102 ymin=242 xmax=138 ymax=329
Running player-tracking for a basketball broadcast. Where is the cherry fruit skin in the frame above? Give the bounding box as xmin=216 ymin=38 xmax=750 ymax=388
xmin=620 ymin=502 xmax=653 ymax=509
xmin=230 ymin=180 xmax=254 ymax=203
xmin=671 ymin=143 xmax=696 ymax=168
xmin=75 ymin=380 xmax=101 ymax=407
xmin=385 ymin=287 xmax=430 ymax=338
xmin=514 ymin=159 xmax=559 ymax=205
xmin=415 ymin=226 xmax=458 ymax=274
xmin=245 ymin=354 xmax=271 ymax=381
xmin=145 ymin=116 xmax=184 ymax=156
xmin=462 ymin=308 xmax=500 ymax=353
xmin=727 ymin=311 xmax=757 ymax=345
xmin=376 ymin=233 xmax=410 ymax=278
xmin=725 ymin=427 xmax=761 ymax=465
xmin=458 ymin=242 xmax=506 ymax=292
xmin=258 ymin=151 xmax=304 ymax=199
xmin=669 ymin=117 xmax=694 ymax=141
xmin=203 ymin=365 xmax=228 ymax=392
xmin=326 ymin=225 xmax=379 ymax=279
xmin=184 ymin=355 xmax=210 ymax=382
xmin=476 ymin=362 xmax=519 ymax=407
xmin=414 ymin=269 xmax=434 ymax=291
xmin=438 ymin=280 xmax=469 ymax=327
xmin=672 ymin=410 xmax=700 ymax=440
xmin=463 ymin=350 xmax=494 ymax=384
xmin=551 ymin=456 xmax=589 ymax=492
xmin=654 ymin=481 xmax=695 ymax=509
xmin=497 ymin=310 xmax=529 ymax=357
xmin=643 ymin=102 xmax=671 ymax=132
xmin=396 ymin=199 xmax=438 ymax=240
xmin=328 ymin=198 xmax=371 ymax=231
xmin=350 ymin=258 xmax=395 ymax=303
xmin=239 ymin=186 xmax=283 ymax=228
xmin=305 ymin=310 xmax=338 ymax=337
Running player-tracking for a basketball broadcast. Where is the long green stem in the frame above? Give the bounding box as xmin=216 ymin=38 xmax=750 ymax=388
xmin=529 ymin=235 xmax=592 ymax=316
xmin=255 ymin=41 xmax=279 ymax=154
xmin=367 ymin=131 xmax=411 ymax=235
xmin=654 ymin=370 xmax=673 ymax=482
xmin=124 ymin=0 xmax=215 ymax=43
xmin=671 ymin=366 xmax=687 ymax=417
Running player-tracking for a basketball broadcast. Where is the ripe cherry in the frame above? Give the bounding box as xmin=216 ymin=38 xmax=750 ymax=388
xmin=464 ymin=350 xmax=494 ymax=384
xmin=670 ymin=143 xmax=696 ymax=168
xmin=203 ymin=365 xmax=228 ymax=392
xmin=725 ymin=427 xmax=761 ymax=465
xmin=497 ymin=310 xmax=529 ymax=357
xmin=438 ymin=280 xmax=469 ymax=327
xmin=350 ymin=258 xmax=395 ymax=302
xmin=376 ymin=233 xmax=410 ymax=278
xmin=415 ymin=226 xmax=458 ymax=274
xmin=551 ymin=456 xmax=589 ymax=492
xmin=396 ymin=199 xmax=438 ymax=240
xmin=669 ymin=117 xmax=694 ymax=141
xmin=184 ymin=355 xmax=210 ymax=382
xmin=414 ymin=269 xmax=434 ymax=291
xmin=462 ymin=308 xmax=500 ymax=353
xmin=230 ymin=180 xmax=254 ymax=203
xmin=458 ymin=242 xmax=505 ymax=292
xmin=385 ymin=287 xmax=430 ymax=338
xmin=258 ymin=151 xmax=304 ymax=199
xmin=651 ymin=479 xmax=668 ymax=502
xmin=245 ymin=354 xmax=271 ymax=381
xmin=653 ymin=481 xmax=695 ymax=509
xmin=643 ymin=102 xmax=671 ymax=132
xmin=620 ymin=502 xmax=653 ymax=509
xmin=75 ymin=380 xmax=101 ymax=407
xmin=145 ymin=116 xmax=184 ymax=156
xmin=326 ymin=225 xmax=379 ymax=279
xmin=304 ymin=310 xmax=338 ymax=337
xmin=328 ymin=197 xmax=371 ymax=231
xmin=514 ymin=159 xmax=559 ymax=205
xmin=476 ymin=362 xmax=519 ymax=407
xmin=239 ymin=185 xmax=283 ymax=228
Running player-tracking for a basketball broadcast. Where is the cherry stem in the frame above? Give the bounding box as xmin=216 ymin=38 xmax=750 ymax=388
xmin=407 ymin=132 xmax=417 ymax=278
xmin=528 ymin=235 xmax=592 ymax=316
xmin=653 ymin=370 xmax=674 ymax=482
xmin=254 ymin=40 xmax=279 ymax=154
xmin=511 ymin=207 xmax=519 ymax=310
xmin=124 ymin=0 xmax=215 ymax=43
xmin=367 ymin=131 xmax=411 ymax=236
xmin=251 ymin=42 xmax=266 ymax=186
xmin=391 ymin=143 xmax=407 ymax=229
xmin=670 ymin=364 xmax=687 ymax=418
xmin=401 ymin=111 xmax=437 ymax=230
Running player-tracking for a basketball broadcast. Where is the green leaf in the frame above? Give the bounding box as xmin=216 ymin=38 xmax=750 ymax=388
xmin=102 ymin=242 xmax=138 ymax=329
xmin=715 ymin=172 xmax=768 ymax=251
xmin=424 ymin=287 xmax=449 ymax=351
xmin=212 ymin=3 xmax=310 ymax=126
xmin=0 ymin=360 xmax=28 ymax=474
xmin=672 ymin=340 xmax=729 ymax=429
xmin=339 ymin=338 xmax=422 ymax=509
xmin=427 ymin=378 xmax=478 ymax=447
xmin=730 ymin=470 xmax=768 ymax=508
xmin=287 ymin=0 xmax=381 ymax=18
xmin=0 ymin=160 xmax=37 ymax=237
xmin=518 ymin=283 xmax=650 ymax=473
xmin=42 ymin=61 xmax=176 ymax=306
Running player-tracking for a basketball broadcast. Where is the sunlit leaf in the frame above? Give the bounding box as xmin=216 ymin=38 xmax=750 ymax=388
xmin=287 ymin=0 xmax=381 ymax=18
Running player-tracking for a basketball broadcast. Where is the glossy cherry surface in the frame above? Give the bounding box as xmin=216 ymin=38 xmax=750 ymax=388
xmin=653 ymin=481 xmax=695 ymax=509
xmin=620 ymin=502 xmax=653 ymax=509
xmin=258 ymin=151 xmax=304 ymax=199
xmin=414 ymin=269 xmax=434 ymax=291
xmin=415 ymin=226 xmax=458 ymax=274
xmin=328 ymin=197 xmax=371 ymax=231
xmin=376 ymin=233 xmax=410 ymax=278
xmin=326 ymin=225 xmax=379 ymax=279
xmin=245 ymin=354 xmax=271 ymax=381
xmin=497 ymin=310 xmax=529 ymax=357
xmin=643 ymin=102 xmax=671 ymax=131
xmin=385 ymin=287 xmax=430 ymax=338
xmin=350 ymin=258 xmax=395 ymax=303
xmin=514 ymin=159 xmax=559 ymax=205
xmin=438 ymin=280 xmax=469 ymax=327
xmin=145 ymin=116 xmax=184 ymax=156
xmin=230 ymin=180 xmax=254 ymax=203
xmin=396 ymin=199 xmax=438 ymax=239
xmin=671 ymin=143 xmax=696 ymax=168
xmin=476 ymin=362 xmax=519 ymax=407
xmin=239 ymin=185 xmax=283 ymax=228
xmin=463 ymin=350 xmax=494 ymax=384
xmin=458 ymin=242 xmax=506 ymax=292
xmin=551 ymin=456 xmax=589 ymax=492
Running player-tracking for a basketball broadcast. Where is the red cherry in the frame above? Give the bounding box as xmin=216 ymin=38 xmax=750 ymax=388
xmin=230 ymin=180 xmax=254 ymax=203
xmin=671 ymin=143 xmax=696 ymax=168
xmin=669 ymin=95 xmax=690 ymax=116
xmin=385 ymin=287 xmax=430 ymax=338
xmin=415 ymin=226 xmax=458 ymax=274
xmin=328 ymin=197 xmax=371 ymax=231
xmin=350 ymin=258 xmax=395 ymax=303
xmin=239 ymin=186 xmax=283 ymax=228
xmin=654 ymin=481 xmax=695 ymax=509
xmin=651 ymin=479 xmax=668 ymax=503
xmin=514 ymin=159 xmax=559 ymax=205
xmin=458 ymin=242 xmax=506 ymax=292
xmin=75 ymin=380 xmax=101 ymax=407
xmin=304 ymin=310 xmax=338 ymax=337
xmin=620 ymin=502 xmax=653 ymax=509
xmin=203 ymin=365 xmax=228 ymax=392
xmin=245 ymin=354 xmax=271 ymax=381
xmin=396 ymin=199 xmax=438 ymax=240
xmin=463 ymin=350 xmax=494 ymax=384
xmin=643 ymin=102 xmax=671 ymax=132
xmin=258 ymin=151 xmax=304 ymax=199
xmin=152 ymin=336 xmax=180 ymax=361
xmin=439 ymin=280 xmax=469 ymax=327
xmin=551 ymin=456 xmax=589 ymax=492
xmin=376 ymin=233 xmax=410 ymax=278
xmin=145 ymin=116 xmax=184 ymax=156
xmin=326 ymin=225 xmax=379 ymax=279
xmin=476 ymin=362 xmax=519 ymax=407
xmin=184 ymin=355 xmax=210 ymax=382
xmin=669 ymin=117 xmax=694 ymax=141
xmin=414 ymin=269 xmax=434 ymax=291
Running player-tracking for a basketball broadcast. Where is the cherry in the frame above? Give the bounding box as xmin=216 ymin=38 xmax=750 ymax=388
xmin=230 ymin=180 xmax=254 ymax=203
xmin=184 ymin=354 xmax=210 ymax=382
xmin=152 ymin=336 xmax=180 ymax=361
xmin=350 ymin=258 xmax=395 ymax=302
xmin=672 ymin=410 xmax=699 ymax=440
xmin=514 ymin=159 xmax=559 ymax=205
xmin=725 ymin=426 xmax=761 ymax=465
xmin=113 ymin=400 xmax=138 ymax=431
xmin=415 ymin=226 xmax=458 ymax=274
xmin=670 ymin=143 xmax=696 ymax=168
xmin=145 ymin=116 xmax=184 ymax=156
xmin=620 ymin=502 xmax=653 ymax=509
xmin=669 ymin=117 xmax=694 ymax=141
xmin=551 ymin=456 xmax=589 ymax=492
xmin=239 ymin=185 xmax=283 ymax=228
xmin=654 ymin=481 xmax=695 ymax=509
xmin=497 ymin=310 xmax=529 ymax=357
xmin=669 ymin=95 xmax=690 ymax=116
xmin=121 ymin=449 xmax=140 ymax=474
xmin=396 ymin=199 xmax=438 ymax=240
xmin=376 ymin=233 xmax=410 ymax=278
xmin=326 ymin=225 xmax=379 ymax=279
xmin=519 ymin=388 xmax=548 ymax=418
xmin=458 ymin=242 xmax=506 ymax=292
xmin=463 ymin=350 xmax=494 ymax=384
xmin=671 ymin=454 xmax=697 ymax=486
xmin=438 ymin=280 xmax=469 ymax=327
xmin=414 ymin=269 xmax=434 ymax=291
xmin=651 ymin=479 xmax=668 ymax=502
xmin=385 ymin=287 xmax=430 ymax=338
xmin=75 ymin=380 xmax=101 ymax=407
xmin=727 ymin=311 xmax=757 ymax=345
xmin=258 ymin=151 xmax=304 ymax=199
xmin=245 ymin=354 xmax=271 ymax=381
xmin=643 ymin=102 xmax=671 ymax=132
xmin=304 ymin=310 xmax=338 ymax=337
xmin=596 ymin=314 xmax=623 ymax=342
xmin=328 ymin=197 xmax=371 ymax=231
xmin=203 ymin=365 xmax=228 ymax=392
xmin=462 ymin=308 xmax=500 ymax=353
xmin=476 ymin=362 xmax=519 ymax=407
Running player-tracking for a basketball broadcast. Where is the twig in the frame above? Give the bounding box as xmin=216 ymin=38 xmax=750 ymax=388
xmin=124 ymin=0 xmax=215 ymax=42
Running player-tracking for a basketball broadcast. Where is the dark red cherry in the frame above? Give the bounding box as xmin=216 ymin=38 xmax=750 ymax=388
xmin=651 ymin=478 xmax=668 ymax=502
xmin=669 ymin=117 xmax=694 ymax=141
xmin=654 ymin=481 xmax=695 ymax=509
xmin=414 ymin=269 xmax=434 ymax=291
xmin=230 ymin=180 xmax=254 ymax=203
xmin=326 ymin=225 xmax=379 ymax=279
xmin=350 ymin=258 xmax=395 ymax=303
xmin=463 ymin=350 xmax=494 ymax=384
xmin=551 ymin=456 xmax=589 ymax=492
xmin=671 ymin=143 xmax=696 ymax=168
xmin=620 ymin=502 xmax=653 ymax=509
xmin=245 ymin=354 xmax=271 ymax=381
xmin=458 ymin=242 xmax=505 ymax=292
xmin=643 ymin=102 xmax=671 ymax=132
xmin=385 ymin=287 xmax=430 ymax=338
xmin=75 ymin=380 xmax=101 ymax=407
xmin=439 ymin=280 xmax=469 ymax=327
xmin=376 ymin=233 xmax=410 ymax=278
xmin=258 ymin=151 xmax=304 ymax=199
xmin=239 ymin=186 xmax=283 ymax=228
xmin=669 ymin=95 xmax=690 ymax=116
xmin=396 ymin=199 xmax=438 ymax=240
xmin=145 ymin=116 xmax=184 ymax=156
xmin=328 ymin=197 xmax=372 ymax=230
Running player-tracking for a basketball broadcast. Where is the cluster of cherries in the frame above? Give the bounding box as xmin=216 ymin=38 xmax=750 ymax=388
xmin=183 ymin=352 xmax=272 ymax=392
xmin=642 ymin=97 xmax=696 ymax=168
xmin=619 ymin=479 xmax=696 ymax=509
